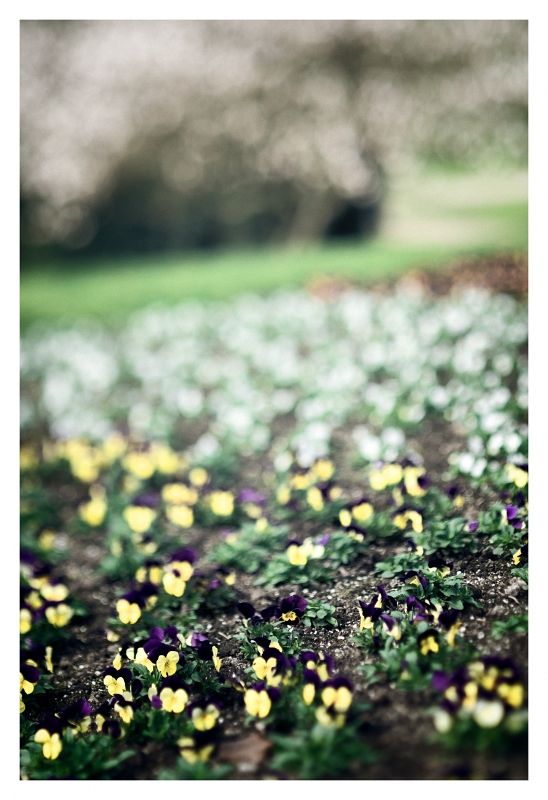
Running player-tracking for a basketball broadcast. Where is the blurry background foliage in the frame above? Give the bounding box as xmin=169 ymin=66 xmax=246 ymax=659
xmin=20 ymin=20 xmax=527 ymax=320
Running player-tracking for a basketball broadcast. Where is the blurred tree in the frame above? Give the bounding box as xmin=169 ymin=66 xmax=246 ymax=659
xmin=20 ymin=20 xmax=527 ymax=261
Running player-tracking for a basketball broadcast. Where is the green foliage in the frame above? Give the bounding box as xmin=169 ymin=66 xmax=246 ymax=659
xmin=254 ymin=531 xmax=365 ymax=589
xmin=235 ymin=620 xmax=304 ymax=659
xmin=301 ymin=599 xmax=338 ymax=628
xmin=269 ymin=721 xmax=375 ymax=779
xmin=21 ymin=730 xmax=135 ymax=780
xmin=158 ymin=757 xmax=233 ymax=780
xmin=430 ymin=709 xmax=528 ymax=755
xmin=491 ymin=613 xmax=528 ymax=639
xmin=206 ymin=523 xmax=290 ymax=574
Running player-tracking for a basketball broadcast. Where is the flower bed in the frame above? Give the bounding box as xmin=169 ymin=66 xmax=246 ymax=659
xmin=20 ymin=265 xmax=527 ymax=780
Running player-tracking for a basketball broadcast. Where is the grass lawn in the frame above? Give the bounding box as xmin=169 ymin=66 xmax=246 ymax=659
xmin=20 ymin=168 xmax=527 ymax=329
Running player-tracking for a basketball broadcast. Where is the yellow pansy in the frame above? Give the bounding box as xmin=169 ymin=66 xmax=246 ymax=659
xmin=191 ymin=704 xmax=220 ymax=731
xmin=162 ymin=571 xmax=186 ymax=598
xmin=100 ymin=433 xmax=127 ymax=465
xmin=116 ymin=598 xmax=142 ymax=624
xmin=38 ymin=530 xmax=56 ymax=551
xmin=104 ymin=674 xmax=127 ymax=696
xmin=253 ymin=655 xmax=278 ymax=681
xmin=315 ymin=706 xmax=346 ymax=729
xmin=114 ymin=701 xmax=134 ymax=725
xmin=212 ymin=646 xmax=222 ymax=672
xmin=419 ymin=635 xmax=439 ymax=656
xmin=209 ymin=491 xmax=234 ymax=516
xmin=276 ymin=484 xmax=291 ymax=505
xmin=505 ymin=463 xmax=528 ymax=488
xmin=352 ymin=502 xmax=373 ymax=523
xmin=290 ymin=472 xmax=313 ymax=491
xmin=497 ymin=682 xmax=524 ymax=708
xmin=303 ymin=683 xmax=316 ymax=705
xmin=160 ymin=687 xmax=188 ymax=713
xmin=157 ymin=651 xmax=180 ymax=677
xmin=189 ymin=467 xmax=208 ymax=487
xmin=178 ymin=736 xmax=215 ymax=764
xmin=79 ymin=485 xmax=107 ymax=527
xmin=339 ymin=509 xmax=352 ymax=527
xmin=34 ymin=730 xmax=62 ymax=760
xmin=244 ymin=688 xmax=271 ymax=718
xmin=287 ymin=544 xmax=308 ymax=566
xmin=311 ymin=459 xmax=334 ymax=482
xmin=166 ymin=504 xmax=194 ymax=528
xmin=122 ymin=452 xmax=155 ymax=480
xmin=321 ymin=685 xmax=352 ymax=713
xmin=40 ymin=583 xmax=69 ymax=602
xmin=162 ymin=483 xmax=198 ymax=506
xmin=123 ymin=505 xmax=157 ymax=533
xmin=151 ymin=444 xmax=180 ymax=474
xmin=45 ymin=604 xmax=73 ymax=628
xmin=255 ymin=517 xmax=268 ymax=532
xmin=306 ymin=486 xmax=324 ymax=511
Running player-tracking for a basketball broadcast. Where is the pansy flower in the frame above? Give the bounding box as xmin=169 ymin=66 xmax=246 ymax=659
xmin=244 ymin=682 xmax=280 ymax=718
xmin=209 ymin=490 xmax=235 ymax=517
xmin=286 ymin=538 xmax=323 ymax=566
xmin=418 ymin=629 xmax=440 ymax=656
xmin=123 ymin=505 xmax=157 ymax=534
xmin=116 ymin=590 xmax=146 ymax=624
xmin=467 ymin=520 xmax=479 ymax=533
xmin=400 ymin=570 xmax=428 ymax=590
xmin=321 ymin=676 xmax=353 ymax=713
xmin=78 ymin=485 xmax=107 ymax=527
xmin=178 ymin=729 xmax=218 ymax=764
xmin=20 ymin=607 xmax=33 ymax=634
xmin=299 ymin=650 xmax=334 ymax=682
xmin=166 ymin=503 xmax=194 ymax=529
xmin=162 ymin=482 xmax=198 ymax=506
xmin=103 ymin=666 xmax=133 ymax=697
xmin=34 ymin=713 xmax=64 ymax=760
xmin=427 ymin=556 xmax=453 ymax=577
xmin=40 ymin=580 xmax=69 ymax=603
xmin=369 ymin=462 xmax=403 ymax=491
xmin=113 ymin=696 xmax=135 ymax=725
xmin=505 ymin=463 xmax=528 ymax=488
xmin=513 ymin=543 xmax=528 ymax=565
xmin=446 ymin=485 xmax=465 ymax=508
xmin=58 ymin=698 xmax=93 ymax=734
xmin=187 ymin=699 xmax=222 ymax=731
xmin=274 ymin=594 xmax=308 ymax=624
xmin=403 ymin=466 xmax=429 ymax=497
xmin=135 ymin=559 xmax=163 ymax=586
xmin=393 ymin=507 xmax=423 ymax=533
xmin=358 ymin=600 xmax=382 ymax=631
xmin=301 ymin=668 xmax=322 ymax=705
xmin=380 ymin=613 xmax=402 ymax=641
xmin=158 ymin=675 xmax=190 ymax=713
xmin=189 ymin=467 xmax=209 ymax=487
xmin=439 ymin=609 xmax=461 ymax=647
xmin=133 ymin=533 xmax=159 ymax=556
xmin=147 ymin=643 xmax=180 ymax=677
xmin=20 ymin=663 xmax=40 ymax=694
xmin=44 ymin=601 xmax=74 ymax=628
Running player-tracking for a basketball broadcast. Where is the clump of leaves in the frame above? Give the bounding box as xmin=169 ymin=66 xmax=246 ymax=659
xmin=301 ymin=599 xmax=338 ymax=628
xmin=269 ymin=719 xmax=375 ymax=779
xmin=254 ymin=531 xmax=365 ymax=589
xmin=20 ymin=730 xmax=135 ymax=780
xmin=206 ymin=523 xmax=290 ymax=574
xmin=491 ymin=613 xmax=528 ymax=639
xmin=158 ymin=757 xmax=233 ymax=780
